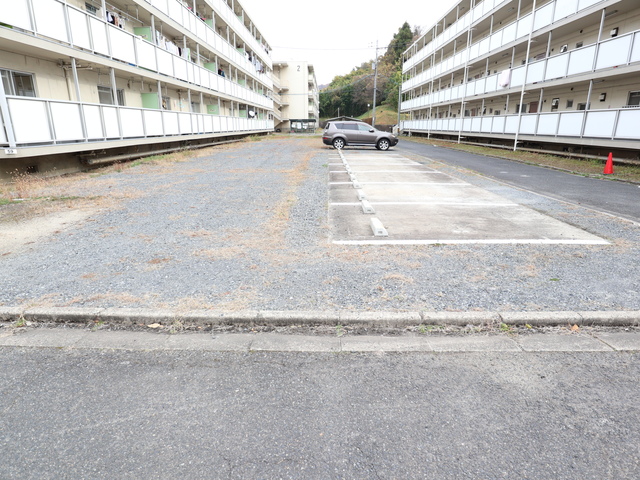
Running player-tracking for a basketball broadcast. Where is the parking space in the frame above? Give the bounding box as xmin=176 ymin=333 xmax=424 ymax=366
xmin=328 ymin=149 xmax=609 ymax=245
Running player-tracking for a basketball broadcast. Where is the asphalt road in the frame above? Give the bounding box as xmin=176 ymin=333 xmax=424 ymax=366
xmin=398 ymin=139 xmax=640 ymax=223
xmin=1 ymin=346 xmax=638 ymax=479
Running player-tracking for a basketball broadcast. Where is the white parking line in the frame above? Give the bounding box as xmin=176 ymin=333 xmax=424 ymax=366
xmin=333 ymin=239 xmax=611 ymax=245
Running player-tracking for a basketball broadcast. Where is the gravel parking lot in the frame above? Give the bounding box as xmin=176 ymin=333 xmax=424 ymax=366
xmin=1 ymin=135 xmax=639 ymax=312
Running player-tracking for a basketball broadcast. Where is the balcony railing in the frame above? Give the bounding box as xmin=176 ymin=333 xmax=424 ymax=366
xmin=403 ymin=0 xmax=606 ymax=88
xmin=402 ymin=28 xmax=640 ymax=111
xmin=4 ymin=0 xmax=272 ymax=94
xmin=0 ymin=95 xmax=273 ymax=147
xmin=400 ymin=107 xmax=640 ymax=142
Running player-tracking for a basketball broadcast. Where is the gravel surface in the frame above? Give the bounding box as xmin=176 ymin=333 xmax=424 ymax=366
xmin=1 ymin=136 xmax=639 ymax=312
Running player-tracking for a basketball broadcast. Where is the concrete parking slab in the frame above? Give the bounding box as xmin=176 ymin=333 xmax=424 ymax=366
xmin=250 ymin=333 xmax=340 ymax=352
xmin=340 ymin=335 xmax=433 ymax=352
xmin=329 ymin=150 xmax=609 ymax=245
xmin=426 ymin=335 xmax=521 ymax=352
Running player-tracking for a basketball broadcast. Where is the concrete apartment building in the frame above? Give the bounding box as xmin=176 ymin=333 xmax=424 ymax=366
xmin=272 ymin=61 xmax=319 ymax=132
xmin=400 ymin=0 xmax=640 ymax=156
xmin=0 ymin=0 xmax=275 ymax=177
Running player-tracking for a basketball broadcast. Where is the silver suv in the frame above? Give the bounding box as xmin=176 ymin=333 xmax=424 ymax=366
xmin=322 ymin=121 xmax=399 ymax=151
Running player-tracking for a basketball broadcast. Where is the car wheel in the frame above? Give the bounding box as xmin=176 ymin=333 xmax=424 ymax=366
xmin=333 ymin=138 xmax=345 ymax=149
xmin=377 ymin=138 xmax=390 ymax=151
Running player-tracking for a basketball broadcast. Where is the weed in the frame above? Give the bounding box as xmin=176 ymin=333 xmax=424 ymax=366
xmin=12 ymin=316 xmax=26 ymax=328
xmin=499 ymin=322 xmax=513 ymax=333
xmin=417 ymin=324 xmax=427 ymax=334
xmin=336 ymin=324 xmax=345 ymax=337
xmin=91 ymin=320 xmax=105 ymax=332
xmin=169 ymin=318 xmax=184 ymax=334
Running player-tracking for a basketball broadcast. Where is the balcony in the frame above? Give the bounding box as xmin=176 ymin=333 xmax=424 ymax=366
xmin=0 ymin=95 xmax=274 ymax=148
xmin=401 ymin=106 xmax=640 ymax=143
xmin=402 ymin=28 xmax=640 ymax=111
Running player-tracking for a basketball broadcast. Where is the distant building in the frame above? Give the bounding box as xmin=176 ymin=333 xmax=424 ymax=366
xmin=400 ymin=0 xmax=640 ymax=156
xmin=272 ymin=61 xmax=319 ymax=132
xmin=0 ymin=0 xmax=275 ymax=178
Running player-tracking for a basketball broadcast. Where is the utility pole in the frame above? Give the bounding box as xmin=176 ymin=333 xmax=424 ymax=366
xmin=372 ymin=40 xmax=378 ymax=128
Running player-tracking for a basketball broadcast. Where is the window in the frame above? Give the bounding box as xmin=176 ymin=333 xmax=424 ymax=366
xmin=357 ymin=124 xmax=372 ymax=131
xmin=97 ymin=85 xmax=125 ymax=105
xmin=627 ymin=91 xmax=640 ymax=106
xmin=191 ymin=102 xmax=200 ymax=113
xmin=551 ymin=98 xmax=560 ymax=112
xmin=1 ymin=69 xmax=36 ymax=97
xmin=576 ymin=42 xmax=583 ymax=49
xmin=577 ymin=102 xmax=590 ymax=110
xmin=342 ymin=124 xmax=358 ymax=130
xmin=516 ymin=103 xmax=527 ymax=113
xmin=566 ymin=99 xmax=574 ymax=109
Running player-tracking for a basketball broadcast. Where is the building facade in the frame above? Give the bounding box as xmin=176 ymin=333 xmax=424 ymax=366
xmin=0 ymin=0 xmax=275 ymax=177
xmin=400 ymin=0 xmax=640 ymax=156
xmin=272 ymin=61 xmax=319 ymax=132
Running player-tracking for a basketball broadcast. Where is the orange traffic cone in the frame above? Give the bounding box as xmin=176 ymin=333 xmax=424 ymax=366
xmin=603 ymin=153 xmax=614 ymax=175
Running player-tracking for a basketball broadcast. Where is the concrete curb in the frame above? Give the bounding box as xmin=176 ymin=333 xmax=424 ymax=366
xmin=1 ymin=307 xmax=639 ymax=327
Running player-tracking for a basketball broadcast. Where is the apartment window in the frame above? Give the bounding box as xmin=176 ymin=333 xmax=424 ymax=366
xmin=551 ymin=98 xmax=560 ymax=112
xmin=1 ymin=69 xmax=36 ymax=97
xmin=627 ymin=91 xmax=640 ymax=106
xmin=577 ymin=102 xmax=590 ymax=111
xmin=576 ymin=42 xmax=583 ymax=49
xmin=493 ymin=110 xmax=501 ymax=115
xmin=191 ymin=102 xmax=200 ymax=113
xmin=162 ymin=96 xmax=170 ymax=110
xmin=566 ymin=99 xmax=574 ymax=109
xmin=97 ymin=85 xmax=124 ymax=105
xmin=516 ymin=104 xmax=527 ymax=113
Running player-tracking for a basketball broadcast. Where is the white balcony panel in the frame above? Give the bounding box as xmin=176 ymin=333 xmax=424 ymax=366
xmin=478 ymin=38 xmax=490 ymax=57
xmin=136 ymin=39 xmax=157 ymax=71
xmin=554 ymin=0 xmax=579 ymax=22
xmin=511 ymin=66 xmax=526 ymax=87
xmin=545 ymin=54 xmax=569 ymax=80
xmin=178 ymin=113 xmax=192 ymax=134
xmin=8 ymin=99 xmax=52 ymax=143
xmin=102 ymin=107 xmax=120 ymax=138
xmin=149 ymin=0 xmax=167 ymax=11
xmin=471 ymin=117 xmax=481 ymax=132
xmin=616 ymin=110 xmax=640 ymax=139
xmin=144 ymin=110 xmax=164 ymax=136
xmin=534 ymin=3 xmax=554 ymax=31
xmin=584 ymin=111 xmax=616 ymax=138
xmin=157 ymin=50 xmax=174 ymax=76
xmin=502 ymin=23 xmax=517 ymax=45
xmin=557 ymin=112 xmax=584 ymax=136
xmin=163 ymin=112 xmax=180 ymax=135
xmin=120 ymin=109 xmax=144 ymax=138
xmin=516 ymin=14 xmax=533 ymax=40
xmin=492 ymin=116 xmax=505 ymax=134
xmin=168 ymin=0 xmax=184 ymax=26
xmin=505 ymin=115 xmax=519 ymax=134
xmin=32 ymin=0 xmax=67 ymax=43
xmin=454 ymin=119 xmax=462 ymax=131
xmin=463 ymin=118 xmax=472 ymax=131
xmin=596 ymin=36 xmax=633 ymax=70
xmin=481 ymin=117 xmax=492 ymax=133
xmin=578 ymin=0 xmax=602 ymax=7
xmin=567 ymin=45 xmax=595 ymax=76
xmin=4 ymin=0 xmax=32 ymax=30
xmin=83 ymin=105 xmax=103 ymax=138
xmin=537 ymin=114 xmax=560 ymax=136
xmin=174 ymin=58 xmax=188 ymax=82
xmin=519 ymin=114 xmax=537 ymax=134
xmin=68 ymin=9 xmax=92 ymax=50
xmin=475 ymin=79 xmax=486 ymax=95
xmin=469 ymin=43 xmax=479 ymax=60
xmin=110 ymin=28 xmax=136 ymax=64
xmin=631 ymin=33 xmax=640 ymax=63
xmin=50 ymin=103 xmax=84 ymax=141
xmin=0 ymin=112 xmax=7 ymax=143
xmin=89 ymin=17 xmax=109 ymax=56
xmin=486 ymin=75 xmax=498 ymax=92
xmin=490 ymin=30 xmax=503 ymax=51
xmin=526 ymin=61 xmax=545 ymax=84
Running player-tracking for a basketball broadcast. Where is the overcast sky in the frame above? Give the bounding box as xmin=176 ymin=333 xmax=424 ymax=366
xmin=239 ymin=0 xmax=460 ymax=85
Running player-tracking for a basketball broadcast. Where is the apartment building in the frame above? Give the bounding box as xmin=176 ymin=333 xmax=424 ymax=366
xmin=400 ymin=0 xmax=640 ymax=156
xmin=0 ymin=0 xmax=275 ymax=177
xmin=272 ymin=61 xmax=319 ymax=132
